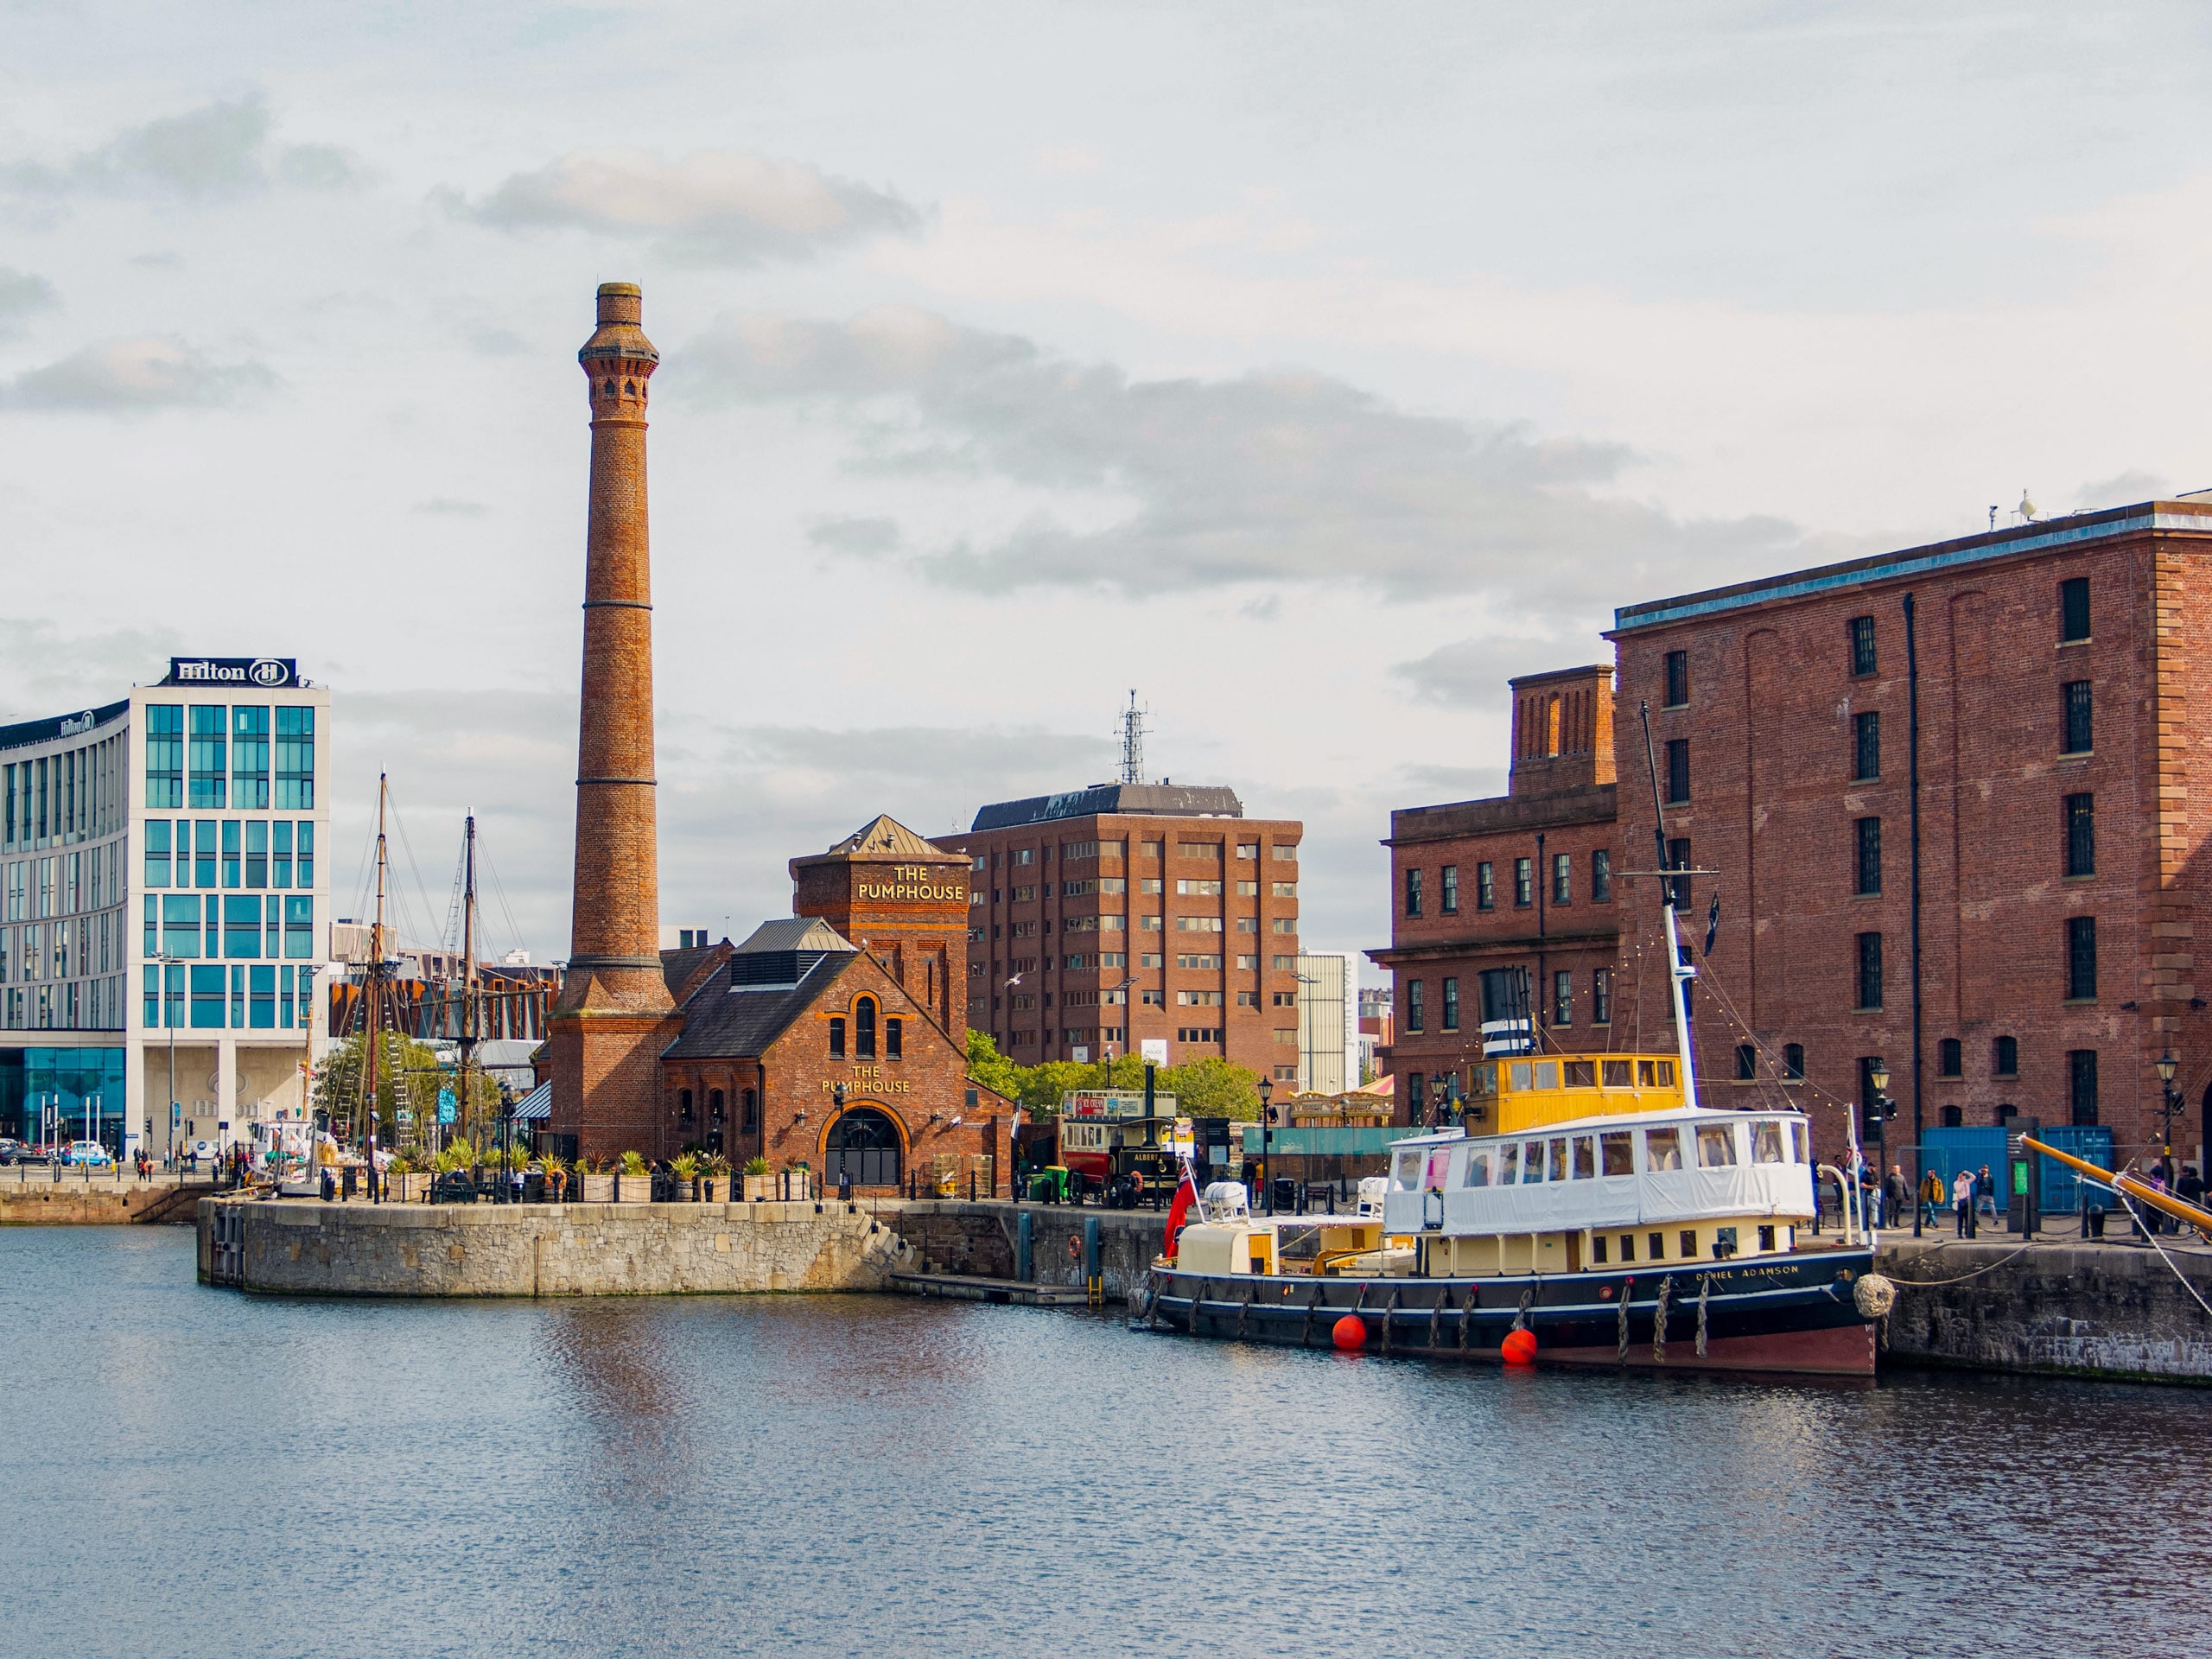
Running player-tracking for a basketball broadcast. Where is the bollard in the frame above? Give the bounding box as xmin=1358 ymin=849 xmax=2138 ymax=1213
xmin=1017 ymin=1210 xmax=1034 ymax=1283
xmin=1084 ymin=1214 xmax=1101 ymax=1283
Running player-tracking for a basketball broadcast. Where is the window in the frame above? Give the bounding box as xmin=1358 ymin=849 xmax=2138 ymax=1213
xmin=221 ymin=819 xmax=240 ymax=888
xmin=1993 ymin=1035 xmax=2018 ymax=1077
xmin=162 ymin=894 xmax=201 ymax=957
xmin=1404 ymin=867 xmax=1423 ymax=918
xmin=886 ymin=1016 xmax=903 ymax=1060
xmin=829 ymin=1016 xmax=846 ymax=1058
xmin=1271 ymin=989 xmax=1296 ymax=1007
xmin=1736 ymin=1044 xmax=1757 ymax=1081
xmin=1697 ymin=1125 xmax=1738 ymax=1168
xmin=2063 ymin=793 xmax=2094 ymax=877
xmin=678 ymin=1089 xmax=695 ymax=1123
xmin=1272 ymin=881 xmax=1296 ymax=899
xmin=1441 ymin=977 xmax=1459 ymax=1031
xmin=2062 ymin=681 xmax=2092 ymax=755
xmin=188 ymin=707 xmax=226 ymax=808
xmin=1664 ymin=738 xmax=1689 ymax=805
xmin=1441 ymin=865 xmax=1459 ymax=914
xmin=1140 ymin=878 xmax=1162 ymax=895
xmin=1592 ymin=968 xmax=1611 ymax=1025
xmin=1552 ymin=969 xmax=1572 ymax=1027
xmin=1011 ymin=849 xmax=1034 ymax=867
xmin=1551 ymin=853 xmax=1571 ymax=906
xmin=1407 ymin=979 xmax=1425 ymax=1033
xmin=2068 ymin=1048 xmax=2098 ymax=1126
xmin=1664 ymin=650 xmax=1689 ymax=708
xmin=854 ymin=997 xmax=878 ymax=1060
xmin=1235 ymin=842 xmax=1257 ymax=861
xmin=1853 ymin=711 xmax=1879 ymax=781
xmin=1274 ymin=844 xmax=1297 ymax=861
xmin=2066 ymin=916 xmax=2096 ymax=1000
xmin=145 ymin=706 xmax=183 ymax=808
xmin=1140 ymin=841 xmax=1161 ymax=860
xmin=283 ymin=896 xmax=312 ymax=957
xmin=190 ymin=963 xmax=225 ymax=1028
xmin=1180 ymin=842 xmax=1224 ymax=862
xmin=1849 ymin=615 xmax=1877 ymax=677
xmin=1476 ymin=861 xmax=1495 ymax=910
xmin=296 ymin=822 xmax=314 ymax=888
xmin=1939 ymin=1037 xmax=1962 ymax=1078
xmin=245 ymin=821 xmax=267 ymax=888
xmin=1854 ymin=817 xmax=1882 ymax=895
xmin=1940 ymin=1104 xmax=1962 ymax=1128
xmin=272 ymin=822 xmax=292 ymax=888
xmin=223 ymin=896 xmax=260 ymax=958
xmin=1667 ymin=837 xmax=1691 ymax=908
xmin=232 ymin=707 xmax=270 ymax=809
xmin=1271 ymin=918 xmax=1293 ymax=934
xmin=1591 ymin=850 xmax=1611 ymax=903
xmin=1408 ymin=1073 xmax=1425 ymax=1116
xmin=1177 ymin=879 xmax=1223 ymax=897
xmin=1513 ymin=858 xmax=1532 ymax=907
xmin=2059 ymin=576 xmax=2090 ymax=642
xmin=1855 ymin=932 xmax=1883 ymax=1010
xmin=144 ymin=821 xmax=171 ymax=888
xmin=742 ymin=1088 xmax=759 ymax=1131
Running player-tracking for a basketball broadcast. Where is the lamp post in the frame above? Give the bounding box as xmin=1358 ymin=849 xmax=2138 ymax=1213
xmin=1257 ymin=1075 xmax=1274 ymax=1215
xmin=151 ymin=953 xmax=181 ymax=1170
xmin=1867 ymin=1059 xmax=1896 ymax=1232
xmin=2157 ymin=1052 xmax=2181 ymax=1183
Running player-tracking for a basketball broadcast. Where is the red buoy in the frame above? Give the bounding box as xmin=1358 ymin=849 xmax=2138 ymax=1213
xmin=1501 ymin=1327 xmax=1538 ymax=1366
xmin=1331 ymin=1314 xmax=1367 ymax=1351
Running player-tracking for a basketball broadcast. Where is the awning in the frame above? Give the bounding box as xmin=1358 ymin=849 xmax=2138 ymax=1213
xmin=512 ymin=1081 xmax=551 ymax=1122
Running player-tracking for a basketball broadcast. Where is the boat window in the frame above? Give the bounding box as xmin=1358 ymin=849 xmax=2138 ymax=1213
xmin=1391 ymin=1147 xmax=1423 ymax=1192
xmin=1565 ymin=1059 xmax=1595 ymax=1088
xmin=1468 ymin=1063 xmax=1498 ymax=1096
xmin=1649 ymin=1232 xmax=1665 ymax=1260
xmin=1758 ymin=1224 xmax=1776 ymax=1253
xmin=1509 ymin=1062 xmax=1533 ymax=1091
xmin=1697 ymin=1125 xmax=1738 ymax=1168
xmin=1618 ymin=1233 xmax=1636 ymax=1262
xmin=1424 ymin=1147 xmax=1454 ymax=1191
xmin=1465 ymin=1147 xmax=1493 ymax=1187
xmin=1637 ymin=1059 xmax=1656 ymax=1086
xmin=1533 ymin=1061 xmax=1560 ymax=1090
xmin=1592 ymin=1235 xmax=1608 ymax=1264
xmin=1656 ymin=1061 xmax=1675 ymax=1086
xmin=1789 ymin=1122 xmax=1808 ymax=1164
xmin=1600 ymin=1131 xmax=1635 ymax=1176
xmin=1681 ymin=1230 xmax=1699 ymax=1258
xmin=1644 ymin=1127 xmax=1685 ymax=1171
xmin=1602 ymin=1058 xmax=1633 ymax=1088
xmin=1494 ymin=1143 xmax=1519 ymax=1185
xmin=1751 ymin=1121 xmax=1787 ymax=1164
xmin=1547 ymin=1139 xmax=1567 ymax=1181
xmin=1521 ymin=1141 xmax=1546 ymax=1182
xmin=1571 ymin=1136 xmax=1596 ymax=1179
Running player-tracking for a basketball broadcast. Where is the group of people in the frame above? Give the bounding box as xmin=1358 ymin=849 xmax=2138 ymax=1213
xmin=1836 ymin=1158 xmax=2003 ymax=1235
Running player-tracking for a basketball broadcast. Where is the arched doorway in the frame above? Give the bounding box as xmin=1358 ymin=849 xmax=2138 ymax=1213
xmin=827 ymin=1106 xmax=901 ymax=1187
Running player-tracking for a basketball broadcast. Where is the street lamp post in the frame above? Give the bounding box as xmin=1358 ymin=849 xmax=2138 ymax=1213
xmin=1867 ymin=1060 xmax=1897 ymax=1232
xmin=1257 ymin=1075 xmax=1274 ymax=1215
xmin=2157 ymin=1053 xmax=2181 ymax=1186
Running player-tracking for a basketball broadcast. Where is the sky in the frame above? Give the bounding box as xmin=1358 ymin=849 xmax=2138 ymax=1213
xmin=5 ymin=1 xmax=2212 ymax=969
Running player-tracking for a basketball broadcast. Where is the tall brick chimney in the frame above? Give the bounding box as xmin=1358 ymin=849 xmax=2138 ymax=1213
xmin=548 ymin=283 xmax=682 ymax=1160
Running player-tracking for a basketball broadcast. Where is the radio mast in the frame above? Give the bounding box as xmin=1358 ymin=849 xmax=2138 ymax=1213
xmin=1119 ymin=690 xmax=1148 ymax=786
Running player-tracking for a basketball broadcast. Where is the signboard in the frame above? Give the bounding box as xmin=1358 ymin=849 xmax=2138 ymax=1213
xmin=395 ymin=1109 xmax=414 ymax=1126
xmin=161 ymin=657 xmax=299 ymax=689
xmin=1141 ymin=1039 xmax=1169 ymax=1065
xmin=436 ymin=1088 xmax=457 ymax=1126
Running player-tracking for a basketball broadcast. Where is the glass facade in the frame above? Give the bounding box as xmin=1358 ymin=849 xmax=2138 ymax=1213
xmin=188 ymin=706 xmax=226 ymax=808
xmin=0 ymin=1046 xmax=127 ymax=1148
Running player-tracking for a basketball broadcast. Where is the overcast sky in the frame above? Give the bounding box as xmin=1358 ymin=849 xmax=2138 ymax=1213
xmin=4 ymin=3 xmax=2210 ymax=969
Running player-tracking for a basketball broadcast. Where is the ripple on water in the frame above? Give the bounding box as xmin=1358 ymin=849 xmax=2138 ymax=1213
xmin=1 ymin=1229 xmax=2205 ymax=1659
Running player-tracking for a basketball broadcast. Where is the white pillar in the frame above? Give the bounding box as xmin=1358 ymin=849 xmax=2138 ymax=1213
xmin=217 ymin=1037 xmax=237 ymax=1151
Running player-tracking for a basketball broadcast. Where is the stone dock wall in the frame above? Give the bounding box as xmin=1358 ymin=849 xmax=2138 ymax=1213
xmin=4 ymin=1179 xmax=216 ymax=1226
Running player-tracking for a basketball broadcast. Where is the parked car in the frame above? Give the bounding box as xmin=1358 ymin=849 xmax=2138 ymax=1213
xmin=63 ymin=1141 xmax=114 ymax=1166
xmin=0 ymin=1137 xmax=25 ymax=1166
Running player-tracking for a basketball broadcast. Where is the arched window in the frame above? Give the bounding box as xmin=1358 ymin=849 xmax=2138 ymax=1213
xmin=678 ymin=1088 xmax=694 ymax=1122
xmin=709 ymin=1088 xmax=725 ymax=1122
xmin=741 ymin=1088 xmax=759 ymax=1131
xmin=886 ymin=1016 xmax=903 ymax=1060
xmin=1546 ymin=696 xmax=1561 ymax=756
xmin=827 ymin=1106 xmax=900 ymax=1187
xmin=855 ymin=996 xmax=877 ymax=1060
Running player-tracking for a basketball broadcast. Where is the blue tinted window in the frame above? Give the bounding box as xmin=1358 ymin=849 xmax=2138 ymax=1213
xmin=188 ymin=707 xmax=226 ymax=808
xmin=296 ymin=822 xmax=314 ymax=888
xmin=232 ymin=707 xmax=269 ymax=809
xmin=189 ymin=964 xmax=225 ymax=1027
xmin=221 ymin=819 xmax=240 ymax=888
xmin=275 ymin=707 xmax=315 ymax=810
xmin=143 ymin=820 xmax=171 ymax=888
xmin=249 ymin=964 xmax=274 ymax=1028
xmin=145 ymin=705 xmax=184 ymax=809
xmin=245 ymin=820 xmax=266 ymax=887
xmin=161 ymin=894 xmax=201 ymax=957
xmin=194 ymin=820 xmax=217 ymax=888
xmin=284 ymin=896 xmax=314 ymax=959
xmin=223 ymin=895 xmax=260 ymax=957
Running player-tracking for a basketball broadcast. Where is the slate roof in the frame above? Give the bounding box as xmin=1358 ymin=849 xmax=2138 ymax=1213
xmin=731 ymin=916 xmax=853 ymax=954
xmin=969 ymin=783 xmax=1243 ymax=831
xmin=662 ymin=950 xmax=857 ymax=1060
xmin=818 ymin=813 xmax=951 ymax=861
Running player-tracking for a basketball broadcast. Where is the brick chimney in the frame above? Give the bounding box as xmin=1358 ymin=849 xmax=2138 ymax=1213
xmin=1507 ymin=664 xmax=1615 ymax=797
xmin=548 ymin=283 xmax=682 ymax=1160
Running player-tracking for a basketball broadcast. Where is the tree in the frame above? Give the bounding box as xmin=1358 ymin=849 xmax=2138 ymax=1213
xmin=964 ymin=1030 xmax=1024 ymax=1104
xmin=961 ymin=1031 xmax=1260 ymax=1121
xmin=1159 ymin=1056 xmax=1262 ymax=1121
xmin=312 ymin=1032 xmax=499 ymax=1147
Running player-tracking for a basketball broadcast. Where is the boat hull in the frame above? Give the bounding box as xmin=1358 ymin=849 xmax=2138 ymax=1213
xmin=1140 ymin=1249 xmax=1878 ymax=1377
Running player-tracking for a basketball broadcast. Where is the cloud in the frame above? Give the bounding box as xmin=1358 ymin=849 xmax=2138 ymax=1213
xmin=0 ymin=338 xmax=276 ymax=411
xmin=679 ymin=306 xmax=1807 ymax=614
xmin=1391 ymin=633 xmax=1599 ymax=707
xmin=0 ymin=618 xmax=184 ymax=719
xmin=805 ymin=516 xmax=899 ymax=558
xmin=2072 ymin=469 xmax=2174 ymax=510
xmin=449 ymin=148 xmax=921 ymax=264
xmin=0 ymin=267 xmax=58 ymax=334
xmin=3 ymin=95 xmax=363 ymax=200
xmin=414 ymin=497 xmax=490 ymax=517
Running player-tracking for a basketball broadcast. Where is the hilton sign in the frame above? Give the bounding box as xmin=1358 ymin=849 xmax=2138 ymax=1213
xmin=161 ymin=657 xmax=300 ymax=689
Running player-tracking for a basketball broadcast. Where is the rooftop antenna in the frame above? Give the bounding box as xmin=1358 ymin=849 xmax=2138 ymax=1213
xmin=1988 ymin=505 xmax=1999 ymax=532
xmin=2018 ymin=488 xmax=2038 ymax=524
xmin=1119 ymin=690 xmax=1148 ymax=785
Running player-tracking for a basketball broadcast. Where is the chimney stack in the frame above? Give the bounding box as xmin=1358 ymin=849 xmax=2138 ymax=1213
xmin=548 ymin=283 xmax=682 ymax=1160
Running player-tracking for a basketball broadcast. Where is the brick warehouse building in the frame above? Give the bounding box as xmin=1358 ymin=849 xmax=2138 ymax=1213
xmin=1377 ymin=498 xmax=2212 ymax=1170
xmin=943 ymin=785 xmax=1305 ymax=1080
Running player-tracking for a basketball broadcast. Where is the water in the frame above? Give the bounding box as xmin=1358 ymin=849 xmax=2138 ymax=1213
xmin=3 ymin=1229 xmax=2205 ymax=1659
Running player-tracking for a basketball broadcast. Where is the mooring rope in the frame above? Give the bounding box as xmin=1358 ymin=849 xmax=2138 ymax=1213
xmin=1510 ymin=1283 xmax=1534 ymax=1334
xmin=1879 ymin=1243 xmax=2033 ymax=1287
xmin=1695 ymin=1274 xmax=1711 ymax=1358
xmin=1653 ymin=1274 xmax=1673 ymax=1363
xmin=1617 ymin=1280 xmax=1632 ymax=1363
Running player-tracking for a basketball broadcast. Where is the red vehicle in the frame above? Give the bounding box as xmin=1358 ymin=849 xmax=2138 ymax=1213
xmin=1056 ymin=1090 xmax=1182 ymax=1209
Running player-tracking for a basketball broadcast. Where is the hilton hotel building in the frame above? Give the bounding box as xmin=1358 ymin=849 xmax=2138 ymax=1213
xmin=0 ymin=657 xmax=329 ymax=1158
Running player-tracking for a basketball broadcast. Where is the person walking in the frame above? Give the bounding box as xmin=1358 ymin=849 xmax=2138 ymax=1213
xmin=1920 ymin=1167 xmax=1945 ymax=1230
xmin=1954 ymin=1168 xmax=1974 ymax=1237
xmin=1977 ymin=1163 xmax=1999 ymax=1228
xmin=1885 ymin=1165 xmax=1906 ymax=1230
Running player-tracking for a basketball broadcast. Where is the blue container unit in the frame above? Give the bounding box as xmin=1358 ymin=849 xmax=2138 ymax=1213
xmin=2030 ymin=1125 xmax=2117 ymax=1216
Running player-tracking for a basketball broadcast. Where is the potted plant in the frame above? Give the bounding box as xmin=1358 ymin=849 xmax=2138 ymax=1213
xmin=702 ymin=1153 xmax=731 ymax=1203
xmin=742 ymin=1155 xmax=771 ymax=1202
xmin=671 ymin=1151 xmax=700 ymax=1203
xmin=617 ymin=1148 xmax=647 ymax=1202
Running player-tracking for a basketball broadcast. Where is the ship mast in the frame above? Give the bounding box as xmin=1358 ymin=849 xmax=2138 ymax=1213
xmin=1636 ymin=702 xmax=1701 ymax=1112
xmin=459 ymin=812 xmax=480 ymax=1147
xmin=359 ymin=773 xmax=391 ymax=1158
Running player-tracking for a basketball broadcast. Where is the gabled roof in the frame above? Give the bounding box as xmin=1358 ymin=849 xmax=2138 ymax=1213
xmin=821 ymin=814 xmax=950 ymax=861
xmin=732 ymin=916 xmax=855 ymax=954
xmin=662 ymin=950 xmax=858 ymax=1060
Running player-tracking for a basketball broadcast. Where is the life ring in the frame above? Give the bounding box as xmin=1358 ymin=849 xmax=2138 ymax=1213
xmin=1067 ymin=1233 xmax=1082 ymax=1262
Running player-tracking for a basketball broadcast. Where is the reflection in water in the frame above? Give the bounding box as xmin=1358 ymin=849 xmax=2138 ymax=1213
xmin=3 ymin=1228 xmax=2207 ymax=1659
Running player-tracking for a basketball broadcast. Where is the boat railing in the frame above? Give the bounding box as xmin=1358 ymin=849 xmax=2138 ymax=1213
xmin=1817 ymin=1163 xmax=1862 ymax=1246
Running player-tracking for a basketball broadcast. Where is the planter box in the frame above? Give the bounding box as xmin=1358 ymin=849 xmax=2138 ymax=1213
xmin=582 ymin=1173 xmax=618 ymax=1203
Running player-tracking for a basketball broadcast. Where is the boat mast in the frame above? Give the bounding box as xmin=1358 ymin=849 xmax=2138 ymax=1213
xmin=460 ymin=812 xmax=479 ymax=1149
xmin=362 ymin=773 xmax=391 ymax=1158
xmin=1636 ymin=702 xmax=1701 ymax=1111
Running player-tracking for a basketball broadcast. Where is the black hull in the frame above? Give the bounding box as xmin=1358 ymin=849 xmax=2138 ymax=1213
xmin=1139 ymin=1250 xmax=1878 ymax=1377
